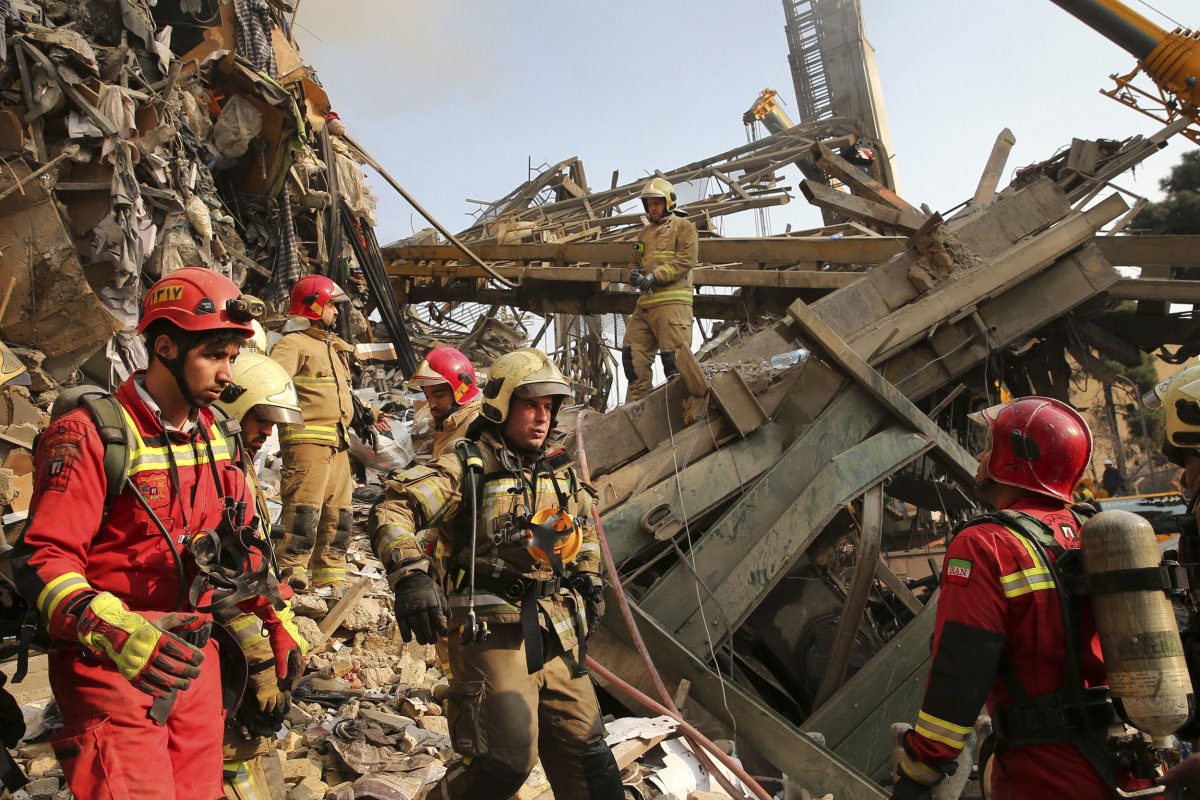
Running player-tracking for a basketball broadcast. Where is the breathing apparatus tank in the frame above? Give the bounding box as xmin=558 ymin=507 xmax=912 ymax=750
xmin=1080 ymin=509 xmax=1193 ymax=735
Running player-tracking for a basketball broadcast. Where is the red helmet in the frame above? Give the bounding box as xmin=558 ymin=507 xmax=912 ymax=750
xmin=289 ymin=274 xmax=349 ymax=320
xmin=970 ymin=396 xmax=1092 ymax=503
xmin=408 ymin=346 xmax=480 ymax=404
xmin=138 ymin=266 xmax=256 ymax=338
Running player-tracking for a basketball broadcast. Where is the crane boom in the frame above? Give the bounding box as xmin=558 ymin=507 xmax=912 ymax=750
xmin=1048 ymin=0 xmax=1200 ymax=140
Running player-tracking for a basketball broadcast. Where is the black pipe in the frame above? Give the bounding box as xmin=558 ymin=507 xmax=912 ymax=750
xmin=1047 ymin=0 xmax=1162 ymax=60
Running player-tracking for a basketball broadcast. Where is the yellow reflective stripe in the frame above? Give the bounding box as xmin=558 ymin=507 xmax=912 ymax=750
xmin=376 ymin=525 xmax=418 ymax=558
xmin=410 ymin=481 xmax=449 ymax=522
xmin=653 ymin=250 xmax=677 ymax=256
xmin=915 ymin=710 xmax=971 ymax=749
xmin=637 ymin=290 xmax=694 ymax=307
xmin=577 ymin=542 xmax=600 ymax=558
xmin=293 ymin=376 xmax=338 ymax=384
xmin=227 ymin=614 xmax=265 ymax=649
xmin=280 ymin=425 xmax=339 ymax=442
xmin=37 ymin=572 xmax=92 ymax=620
xmin=120 ymin=409 xmax=233 ymax=477
xmin=312 ymin=569 xmax=344 ymax=580
xmin=999 ymin=530 xmax=1055 ymax=598
xmin=1000 ymin=568 xmax=1056 ymax=598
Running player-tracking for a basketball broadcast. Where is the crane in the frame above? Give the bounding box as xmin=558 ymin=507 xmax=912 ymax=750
xmin=1049 ymin=0 xmax=1200 ymax=143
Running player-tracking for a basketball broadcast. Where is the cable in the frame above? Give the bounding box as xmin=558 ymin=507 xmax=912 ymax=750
xmin=586 ymin=657 xmax=769 ymax=799
xmin=1133 ymin=0 xmax=1183 ymax=28
xmin=575 ymin=410 xmax=770 ymax=800
xmin=340 ymin=135 xmax=521 ymax=290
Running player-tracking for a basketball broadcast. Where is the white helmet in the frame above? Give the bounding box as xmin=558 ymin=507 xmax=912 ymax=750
xmin=216 ymin=352 xmax=303 ymax=425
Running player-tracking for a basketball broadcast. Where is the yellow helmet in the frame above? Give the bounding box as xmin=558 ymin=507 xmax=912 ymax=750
xmin=640 ymin=177 xmax=677 ymax=215
xmin=480 ymin=348 xmax=572 ymax=424
xmin=1145 ymin=364 xmax=1200 ymax=446
xmin=216 ymin=352 xmax=304 ymax=425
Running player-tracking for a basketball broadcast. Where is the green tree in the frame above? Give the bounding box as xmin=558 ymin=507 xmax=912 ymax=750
xmin=1133 ymin=149 xmax=1200 ymax=235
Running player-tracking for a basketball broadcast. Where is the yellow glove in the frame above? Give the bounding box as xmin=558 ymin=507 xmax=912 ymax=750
xmin=76 ymin=592 xmax=205 ymax=699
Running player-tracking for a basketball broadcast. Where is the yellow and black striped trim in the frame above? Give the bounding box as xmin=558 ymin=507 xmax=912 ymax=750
xmin=37 ymin=572 xmax=92 ymax=621
xmin=915 ymin=709 xmax=971 ymax=750
xmin=121 ymin=409 xmax=233 ymax=477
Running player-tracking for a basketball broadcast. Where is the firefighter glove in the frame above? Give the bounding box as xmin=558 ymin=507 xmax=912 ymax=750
xmin=254 ymin=602 xmax=308 ymax=691
xmin=629 ymin=269 xmax=655 ymax=292
xmin=889 ymin=773 xmax=933 ymax=800
xmin=0 ymin=674 xmax=25 ymax=748
xmin=393 ymin=571 xmax=449 ymax=645
xmin=238 ymin=635 xmax=292 ymax=737
xmin=570 ymin=573 xmax=605 ymax=639
xmin=76 ymin=592 xmax=204 ymax=698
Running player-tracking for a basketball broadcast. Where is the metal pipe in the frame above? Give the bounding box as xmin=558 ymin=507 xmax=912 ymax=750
xmin=1046 ymin=0 xmax=1165 ymax=60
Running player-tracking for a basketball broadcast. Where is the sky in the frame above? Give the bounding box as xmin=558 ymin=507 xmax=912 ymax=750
xmin=293 ymin=0 xmax=1199 ymax=243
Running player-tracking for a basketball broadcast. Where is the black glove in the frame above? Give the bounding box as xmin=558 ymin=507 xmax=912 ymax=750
xmin=351 ymin=394 xmax=377 ymax=448
xmin=889 ymin=773 xmax=933 ymax=800
xmin=0 ymin=673 xmax=24 ymax=749
xmin=570 ymin=573 xmax=605 ymax=639
xmin=629 ymin=269 xmax=656 ymax=293
xmin=393 ymin=572 xmax=449 ymax=645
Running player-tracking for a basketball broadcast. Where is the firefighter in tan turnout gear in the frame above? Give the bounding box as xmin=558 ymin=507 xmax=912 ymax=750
xmin=270 ymin=274 xmax=360 ymax=591
xmin=372 ymin=348 xmax=623 ymax=799
xmin=409 ymin=345 xmax=483 ymax=460
xmin=214 ymin=351 xmax=308 ymax=799
xmin=622 ymin=176 xmax=698 ymax=401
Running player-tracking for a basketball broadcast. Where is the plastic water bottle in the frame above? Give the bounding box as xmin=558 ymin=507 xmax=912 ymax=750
xmin=764 ymin=348 xmax=810 ymax=369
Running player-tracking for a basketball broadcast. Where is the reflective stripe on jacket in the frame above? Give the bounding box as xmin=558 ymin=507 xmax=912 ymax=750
xmin=270 ymin=327 xmax=354 ymax=448
xmin=636 ymin=213 xmax=698 ymax=308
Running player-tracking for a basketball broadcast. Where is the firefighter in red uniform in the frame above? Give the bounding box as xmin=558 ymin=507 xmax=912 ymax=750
xmin=892 ymin=396 xmax=1133 ymax=800
xmin=11 ymin=268 xmax=304 ymax=800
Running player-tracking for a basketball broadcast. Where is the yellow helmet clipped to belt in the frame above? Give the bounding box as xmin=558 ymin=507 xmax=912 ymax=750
xmin=640 ymin=176 xmax=677 ymax=215
xmin=1144 ymin=363 xmax=1200 ymax=447
xmin=480 ymin=348 xmax=572 ymax=424
xmin=526 ymin=507 xmax=583 ymax=568
xmin=216 ymin=351 xmax=304 ymax=425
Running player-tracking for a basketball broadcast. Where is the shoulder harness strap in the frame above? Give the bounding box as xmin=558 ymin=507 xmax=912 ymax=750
xmin=77 ymin=391 xmax=132 ymax=515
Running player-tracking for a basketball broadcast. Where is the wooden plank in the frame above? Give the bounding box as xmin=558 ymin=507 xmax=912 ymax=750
xmin=389 ymin=261 xmax=860 ymax=290
xmin=1108 ymin=278 xmax=1200 ymax=303
xmin=385 ymin=237 xmax=907 ymax=266
xmin=875 ymin=559 xmax=924 ymax=616
xmin=813 ymin=484 xmax=884 ymax=707
xmin=1096 ymin=236 xmax=1200 ymax=268
xmin=800 ymin=179 xmax=926 ymax=234
xmin=787 ymin=300 xmax=978 ymax=486
xmin=640 ymin=387 xmax=887 ymax=630
xmin=672 ymin=428 xmax=933 ymax=654
xmin=971 ymin=128 xmax=1017 ymax=207
xmin=812 ymin=141 xmax=924 ymax=216
xmin=318 ymin=577 xmax=373 ymax=637
xmin=614 ymin=603 xmax=889 ymax=799
xmin=805 ymin=596 xmax=939 ymax=781
xmin=852 ymin=193 xmax=1128 ymax=365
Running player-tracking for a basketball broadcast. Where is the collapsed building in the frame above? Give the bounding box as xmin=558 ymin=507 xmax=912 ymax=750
xmin=0 ymin=0 xmax=1199 ymax=798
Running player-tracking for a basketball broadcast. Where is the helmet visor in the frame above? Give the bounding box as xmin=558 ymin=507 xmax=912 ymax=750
xmin=253 ymin=404 xmax=304 ymax=425
xmin=515 ymin=381 xmax=573 ymax=399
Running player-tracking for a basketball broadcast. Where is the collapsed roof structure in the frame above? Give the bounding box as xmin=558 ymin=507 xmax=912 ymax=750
xmin=0 ymin=0 xmax=1197 ymax=796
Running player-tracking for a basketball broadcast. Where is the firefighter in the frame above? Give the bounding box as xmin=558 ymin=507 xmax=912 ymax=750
xmin=891 ymin=396 xmax=1137 ymax=800
xmin=407 ymin=345 xmax=483 ymax=678
xmin=10 ymin=268 xmax=304 ymax=800
xmin=372 ymin=348 xmax=623 ymax=799
xmin=409 ymin=345 xmax=483 ymax=459
xmin=270 ymin=274 xmax=383 ymax=591
xmin=621 ymin=177 xmax=698 ymax=402
xmin=1144 ymin=365 xmax=1200 ymax=519
xmin=215 ymin=352 xmax=306 ymax=799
